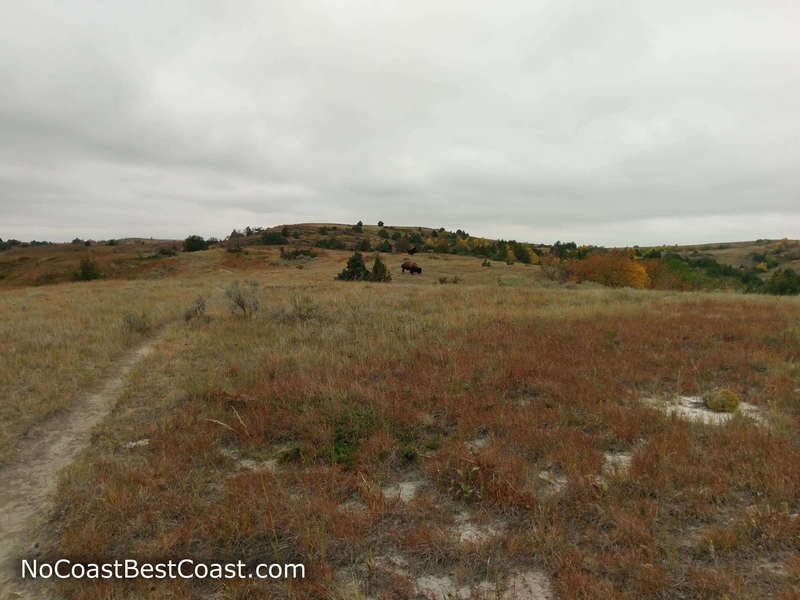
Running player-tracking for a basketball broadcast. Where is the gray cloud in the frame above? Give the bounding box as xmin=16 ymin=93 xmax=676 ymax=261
xmin=1 ymin=0 xmax=798 ymax=245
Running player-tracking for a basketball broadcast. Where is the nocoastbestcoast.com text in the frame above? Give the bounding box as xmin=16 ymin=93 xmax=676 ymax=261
xmin=21 ymin=559 xmax=305 ymax=580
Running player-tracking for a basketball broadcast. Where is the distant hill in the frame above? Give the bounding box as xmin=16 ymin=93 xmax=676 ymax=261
xmin=1 ymin=223 xmax=797 ymax=293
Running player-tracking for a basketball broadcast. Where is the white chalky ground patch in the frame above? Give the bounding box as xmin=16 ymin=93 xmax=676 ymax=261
xmin=467 ymin=437 xmax=489 ymax=453
xmin=123 ymin=438 xmax=150 ymax=449
xmin=503 ymin=570 xmax=555 ymax=600
xmin=219 ymin=448 xmax=278 ymax=473
xmin=382 ymin=480 xmax=423 ymax=503
xmin=602 ymin=451 xmax=632 ymax=475
xmin=415 ymin=569 xmax=554 ymax=600
xmin=337 ymin=498 xmax=367 ymax=514
xmin=453 ymin=510 xmax=505 ymax=544
xmin=536 ymin=469 xmax=567 ymax=500
xmin=237 ymin=458 xmax=278 ymax=472
xmin=415 ymin=575 xmax=494 ymax=599
xmin=643 ymin=396 xmax=766 ymax=426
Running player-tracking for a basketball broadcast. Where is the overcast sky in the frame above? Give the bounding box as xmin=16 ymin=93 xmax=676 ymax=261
xmin=1 ymin=1 xmax=798 ymax=245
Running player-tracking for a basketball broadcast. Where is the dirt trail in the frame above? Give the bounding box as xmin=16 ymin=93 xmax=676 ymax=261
xmin=0 ymin=337 xmax=159 ymax=599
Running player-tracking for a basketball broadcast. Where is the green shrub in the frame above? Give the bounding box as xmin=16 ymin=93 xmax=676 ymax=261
xmin=261 ymin=231 xmax=289 ymax=245
xmin=336 ymin=252 xmax=369 ymax=280
xmin=183 ymin=235 xmax=208 ymax=252
xmin=281 ymin=247 xmax=317 ymax=260
xmin=763 ymin=268 xmax=800 ymax=295
xmin=704 ymin=389 xmax=740 ymax=413
xmin=376 ymin=240 xmax=393 ymax=253
xmin=316 ymin=237 xmax=345 ymax=250
xmin=354 ymin=238 xmax=372 ymax=252
xmin=332 ymin=404 xmax=375 ymax=469
xmin=482 ymin=258 xmax=491 ymax=267
xmin=74 ymin=256 xmax=102 ymax=281
xmin=378 ymin=228 xmax=389 ymax=238
xmin=369 ymin=254 xmax=391 ymax=282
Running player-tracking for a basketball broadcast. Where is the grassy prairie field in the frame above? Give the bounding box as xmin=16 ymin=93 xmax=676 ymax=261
xmin=3 ymin=246 xmax=800 ymax=599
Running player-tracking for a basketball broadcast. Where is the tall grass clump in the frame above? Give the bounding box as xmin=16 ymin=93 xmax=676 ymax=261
xmin=121 ymin=311 xmax=151 ymax=334
xmin=290 ymin=294 xmax=320 ymax=321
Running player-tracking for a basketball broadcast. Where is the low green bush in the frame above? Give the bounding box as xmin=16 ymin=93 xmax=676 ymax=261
xmin=704 ymin=389 xmax=740 ymax=413
xmin=74 ymin=257 xmax=102 ymax=281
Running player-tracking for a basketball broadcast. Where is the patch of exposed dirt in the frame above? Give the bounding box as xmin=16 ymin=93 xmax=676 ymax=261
xmin=382 ymin=479 xmax=424 ymax=503
xmin=643 ymin=395 xmax=767 ymax=426
xmin=453 ymin=510 xmax=505 ymax=544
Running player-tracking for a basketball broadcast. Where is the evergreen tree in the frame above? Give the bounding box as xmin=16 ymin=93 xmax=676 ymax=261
xmin=369 ymin=254 xmax=391 ymax=282
xmin=336 ymin=252 xmax=369 ymax=280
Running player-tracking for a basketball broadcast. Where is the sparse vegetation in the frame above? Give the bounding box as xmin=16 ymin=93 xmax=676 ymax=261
xmin=121 ymin=310 xmax=151 ymax=334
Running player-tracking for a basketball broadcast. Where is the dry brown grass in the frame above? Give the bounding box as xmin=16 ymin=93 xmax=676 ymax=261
xmin=3 ymin=250 xmax=800 ymax=599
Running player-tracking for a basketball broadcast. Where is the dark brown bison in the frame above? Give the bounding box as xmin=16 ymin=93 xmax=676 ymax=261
xmin=407 ymin=246 xmax=417 ymax=255
xmin=401 ymin=261 xmax=422 ymax=274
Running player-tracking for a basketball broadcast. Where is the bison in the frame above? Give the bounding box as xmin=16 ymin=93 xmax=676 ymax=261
xmin=401 ymin=261 xmax=422 ymax=274
xmin=407 ymin=246 xmax=417 ymax=255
